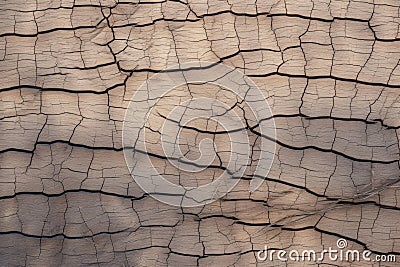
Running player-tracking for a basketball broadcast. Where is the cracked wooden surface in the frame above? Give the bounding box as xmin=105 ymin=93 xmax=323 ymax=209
xmin=1 ymin=0 xmax=400 ymax=266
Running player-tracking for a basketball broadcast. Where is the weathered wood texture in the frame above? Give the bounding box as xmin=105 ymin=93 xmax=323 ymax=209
xmin=0 ymin=0 xmax=400 ymax=266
